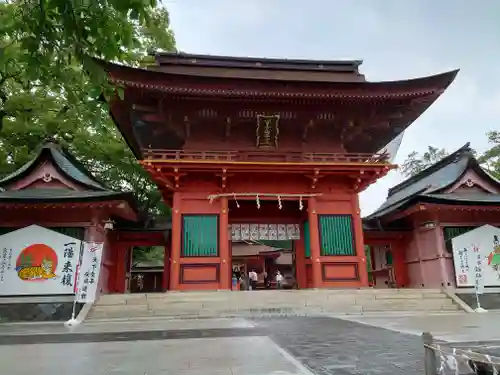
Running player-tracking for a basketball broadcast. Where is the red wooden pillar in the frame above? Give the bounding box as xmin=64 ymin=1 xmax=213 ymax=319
xmin=370 ymin=245 xmax=376 ymax=286
xmin=114 ymin=245 xmax=127 ymax=293
xmin=105 ymin=242 xmax=117 ymax=292
xmin=294 ymin=237 xmax=307 ymax=289
xmin=307 ymin=197 xmax=322 ymax=288
xmin=170 ymin=192 xmax=181 ymax=291
xmin=352 ymin=195 xmax=369 ymax=287
xmin=392 ymin=239 xmax=408 ymax=287
xmin=162 ymin=233 xmax=171 ymax=292
xmin=219 ymin=197 xmax=231 ymax=290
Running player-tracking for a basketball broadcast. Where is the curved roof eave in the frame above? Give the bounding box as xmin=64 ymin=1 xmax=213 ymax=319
xmin=94 ymin=58 xmax=459 ymax=93
xmin=0 ymin=145 xmax=107 ymax=191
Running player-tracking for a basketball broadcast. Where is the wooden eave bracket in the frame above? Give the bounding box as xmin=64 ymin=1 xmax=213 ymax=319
xmin=141 ymin=162 xmax=175 ymax=190
xmin=172 ymin=167 xmax=187 ymax=188
xmin=225 ymin=117 xmax=232 ymax=139
xmin=184 ymin=115 xmax=191 ymax=138
xmin=215 ymin=168 xmax=235 ymax=190
xmin=305 ymin=168 xmax=323 ymax=189
xmin=353 ymin=166 xmax=391 ymax=192
xmin=302 ymin=119 xmax=314 ymax=142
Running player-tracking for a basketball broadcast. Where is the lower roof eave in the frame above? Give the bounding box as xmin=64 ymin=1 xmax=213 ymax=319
xmin=363 ymin=234 xmax=409 ymax=245
xmin=380 ymin=198 xmax=500 ymax=223
xmin=0 ymin=193 xmax=140 ymax=221
xmin=142 ymin=161 xmax=396 ymax=178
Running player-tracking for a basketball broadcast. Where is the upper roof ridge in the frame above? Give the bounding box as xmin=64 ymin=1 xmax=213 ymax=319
xmin=388 ymin=142 xmax=472 ymax=197
xmin=0 ymin=140 xmax=107 ymax=191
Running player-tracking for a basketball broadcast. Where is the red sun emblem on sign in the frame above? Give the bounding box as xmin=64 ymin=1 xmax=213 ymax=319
xmin=15 ymin=244 xmax=59 ymax=282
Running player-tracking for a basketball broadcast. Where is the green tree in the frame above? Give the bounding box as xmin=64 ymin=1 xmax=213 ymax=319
xmin=0 ymin=0 xmax=175 ymax=215
xmin=400 ymin=146 xmax=449 ymax=177
xmin=478 ymin=131 xmax=500 ymax=179
xmin=132 ymin=245 xmax=164 ymax=267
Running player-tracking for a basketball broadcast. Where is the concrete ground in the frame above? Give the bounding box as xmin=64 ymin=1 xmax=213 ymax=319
xmin=0 ymin=336 xmax=313 ymax=375
xmin=336 ymin=311 xmax=500 ymax=342
xmin=0 ymin=317 xmax=255 ymax=335
xmin=0 ymin=313 xmax=499 ymax=375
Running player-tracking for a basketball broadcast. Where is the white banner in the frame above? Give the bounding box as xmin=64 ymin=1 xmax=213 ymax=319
xmin=75 ymin=241 xmax=103 ymax=303
xmin=452 ymin=224 xmax=500 ymax=288
xmin=0 ymin=225 xmax=81 ymax=295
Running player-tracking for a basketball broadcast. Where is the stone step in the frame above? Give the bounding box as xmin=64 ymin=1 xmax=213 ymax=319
xmin=361 ymin=300 xmax=457 ymax=312
xmin=91 ymin=304 xmax=150 ymax=314
xmin=88 ymin=289 xmax=460 ymax=321
xmin=88 ymin=309 xmax=154 ymax=319
xmin=140 ymin=290 xmax=440 ymax=302
xmin=138 ymin=288 xmax=444 ymax=300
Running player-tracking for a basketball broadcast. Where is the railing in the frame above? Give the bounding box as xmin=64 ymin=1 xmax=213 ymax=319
xmin=143 ymin=149 xmax=389 ymax=164
xmin=423 ymin=332 xmax=500 ymax=375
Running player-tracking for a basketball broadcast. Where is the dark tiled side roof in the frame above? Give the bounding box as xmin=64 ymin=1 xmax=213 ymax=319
xmin=153 ymin=51 xmax=363 ymax=73
xmin=0 ymin=188 xmax=139 ymax=219
xmin=423 ymin=193 xmax=500 ymax=204
xmin=0 ymin=188 xmax=135 ymax=203
xmin=367 ymin=143 xmax=500 ymax=220
xmin=387 ymin=143 xmax=472 ymax=197
xmin=49 ymin=144 xmax=106 ymax=190
xmin=0 ymin=142 xmax=106 ymax=191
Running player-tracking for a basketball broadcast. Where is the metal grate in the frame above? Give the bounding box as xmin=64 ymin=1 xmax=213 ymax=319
xmin=319 ymin=215 xmax=356 ymax=256
xmin=182 ymin=215 xmax=218 ymax=257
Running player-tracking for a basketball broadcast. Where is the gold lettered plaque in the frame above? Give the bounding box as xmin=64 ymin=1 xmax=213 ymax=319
xmin=256 ymin=114 xmax=279 ymax=149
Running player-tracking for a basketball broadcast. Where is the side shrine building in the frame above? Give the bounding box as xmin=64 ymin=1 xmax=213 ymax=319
xmin=0 ymin=141 xmax=169 ymax=296
xmin=101 ymin=52 xmax=458 ymax=291
xmin=364 ymin=143 xmax=500 ymax=289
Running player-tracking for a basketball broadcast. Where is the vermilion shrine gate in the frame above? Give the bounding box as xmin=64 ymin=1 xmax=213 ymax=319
xmin=101 ymin=53 xmax=458 ymax=291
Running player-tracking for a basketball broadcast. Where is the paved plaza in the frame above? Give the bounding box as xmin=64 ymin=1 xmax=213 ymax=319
xmin=0 ymin=313 xmax=499 ymax=375
xmin=337 ymin=310 xmax=500 ymax=343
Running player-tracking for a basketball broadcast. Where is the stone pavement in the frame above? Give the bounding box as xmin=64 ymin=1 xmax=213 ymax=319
xmin=0 ymin=318 xmax=261 ymax=345
xmin=0 ymin=316 xmax=428 ymax=375
xmin=336 ymin=311 xmax=500 ymax=342
xmin=256 ymin=317 xmax=425 ymax=375
xmin=0 ymin=336 xmax=313 ymax=375
xmin=0 ymin=317 xmax=254 ymax=335
xmin=1 ymin=313 xmax=498 ymax=375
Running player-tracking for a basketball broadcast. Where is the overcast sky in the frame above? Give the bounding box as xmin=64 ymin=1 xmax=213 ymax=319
xmin=166 ymin=0 xmax=500 ymax=215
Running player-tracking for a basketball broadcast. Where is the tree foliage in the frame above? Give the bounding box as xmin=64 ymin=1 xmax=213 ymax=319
xmin=132 ymin=246 xmax=164 ymax=267
xmin=478 ymin=131 xmax=500 ymax=179
xmin=400 ymin=146 xmax=449 ymax=177
xmin=401 ymin=133 xmax=500 ymax=179
xmin=0 ymin=0 xmax=176 ymax=215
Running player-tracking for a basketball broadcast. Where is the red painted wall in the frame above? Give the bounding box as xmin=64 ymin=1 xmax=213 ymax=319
xmin=182 ymin=120 xmax=346 ymax=154
xmin=167 ymin=174 xmax=369 ymax=291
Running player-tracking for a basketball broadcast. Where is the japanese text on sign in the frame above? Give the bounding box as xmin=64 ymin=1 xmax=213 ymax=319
xmin=473 ymin=245 xmax=484 ymax=294
xmin=76 ymin=242 xmax=103 ymax=303
xmin=0 ymin=247 xmax=9 ymax=283
xmin=452 ymin=224 xmax=500 ymax=288
xmin=61 ymin=242 xmax=76 ymax=287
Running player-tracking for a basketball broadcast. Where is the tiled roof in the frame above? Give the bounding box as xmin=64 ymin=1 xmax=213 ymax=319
xmin=0 ymin=142 xmax=106 ymax=191
xmin=367 ymin=143 xmax=500 ymax=220
xmin=0 ymin=188 xmax=136 ymax=204
xmin=114 ymin=78 xmax=443 ymax=99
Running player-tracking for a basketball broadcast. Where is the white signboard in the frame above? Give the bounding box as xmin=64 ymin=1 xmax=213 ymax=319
xmin=452 ymin=224 xmax=500 ymax=288
xmin=76 ymin=241 xmax=103 ymax=303
xmin=0 ymin=225 xmax=81 ymax=295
